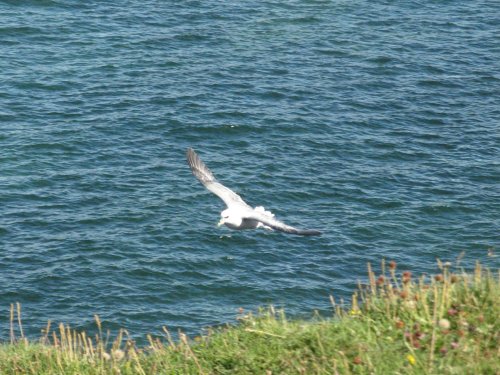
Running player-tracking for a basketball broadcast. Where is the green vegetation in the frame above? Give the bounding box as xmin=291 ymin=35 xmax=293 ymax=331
xmin=1 ymin=261 xmax=498 ymax=374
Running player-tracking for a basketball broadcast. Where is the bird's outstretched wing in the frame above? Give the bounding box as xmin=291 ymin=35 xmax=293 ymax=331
xmin=187 ymin=148 xmax=250 ymax=209
xmin=245 ymin=210 xmax=322 ymax=236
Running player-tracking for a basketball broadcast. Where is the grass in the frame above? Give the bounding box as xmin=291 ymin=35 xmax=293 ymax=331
xmin=1 ymin=260 xmax=498 ymax=374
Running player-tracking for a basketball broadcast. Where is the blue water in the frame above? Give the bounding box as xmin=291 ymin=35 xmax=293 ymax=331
xmin=1 ymin=1 xmax=499 ymax=342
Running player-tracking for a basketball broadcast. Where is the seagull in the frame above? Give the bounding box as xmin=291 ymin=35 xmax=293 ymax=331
xmin=187 ymin=148 xmax=321 ymax=236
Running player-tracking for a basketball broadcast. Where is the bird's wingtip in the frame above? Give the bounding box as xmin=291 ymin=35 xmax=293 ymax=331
xmin=186 ymin=148 xmax=199 ymax=163
xmin=300 ymin=229 xmax=322 ymax=236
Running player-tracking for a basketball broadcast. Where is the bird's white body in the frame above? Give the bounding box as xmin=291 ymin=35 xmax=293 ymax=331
xmin=219 ymin=206 xmax=274 ymax=230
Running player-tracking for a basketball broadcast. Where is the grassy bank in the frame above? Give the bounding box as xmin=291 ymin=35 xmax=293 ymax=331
xmin=1 ymin=261 xmax=498 ymax=374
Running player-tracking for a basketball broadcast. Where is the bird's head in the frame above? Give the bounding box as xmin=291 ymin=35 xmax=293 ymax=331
xmin=218 ymin=208 xmax=242 ymax=228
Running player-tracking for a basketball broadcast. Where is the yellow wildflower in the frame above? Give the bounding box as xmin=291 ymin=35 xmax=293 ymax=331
xmin=406 ymin=354 xmax=416 ymax=366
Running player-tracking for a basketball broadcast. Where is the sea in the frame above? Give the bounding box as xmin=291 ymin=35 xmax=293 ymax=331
xmin=1 ymin=0 xmax=498 ymax=343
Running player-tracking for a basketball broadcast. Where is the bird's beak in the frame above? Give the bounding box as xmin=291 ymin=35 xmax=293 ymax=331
xmin=217 ymin=218 xmax=225 ymax=227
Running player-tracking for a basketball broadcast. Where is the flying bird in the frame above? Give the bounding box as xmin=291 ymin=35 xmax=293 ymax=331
xmin=186 ymin=148 xmax=321 ymax=236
